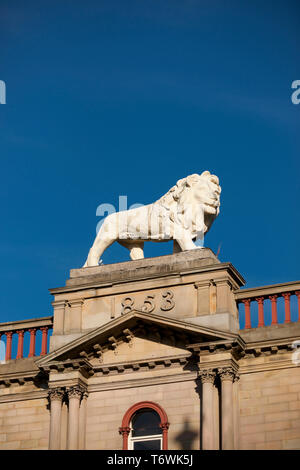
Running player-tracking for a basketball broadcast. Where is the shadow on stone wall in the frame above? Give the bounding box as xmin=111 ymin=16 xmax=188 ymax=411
xmin=174 ymin=418 xmax=198 ymax=450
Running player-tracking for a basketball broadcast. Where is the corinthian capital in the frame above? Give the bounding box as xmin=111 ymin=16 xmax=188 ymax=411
xmin=199 ymin=369 xmax=216 ymax=384
xmin=66 ymin=385 xmax=85 ymax=400
xmin=48 ymin=388 xmax=64 ymax=402
xmin=218 ymin=367 xmax=236 ymax=382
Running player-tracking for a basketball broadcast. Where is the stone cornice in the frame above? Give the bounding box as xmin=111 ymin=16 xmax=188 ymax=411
xmin=0 ymin=389 xmax=49 ymax=403
xmin=93 ymin=353 xmax=191 ymax=376
xmin=243 ymin=339 xmax=295 ymax=358
xmin=49 ymin=252 xmax=245 ymax=295
xmin=39 ymin=357 xmax=93 ymax=378
xmin=187 ymin=337 xmax=245 ymax=360
xmin=36 ymin=310 xmax=234 ymax=367
xmin=0 ymin=362 xmax=48 ymax=388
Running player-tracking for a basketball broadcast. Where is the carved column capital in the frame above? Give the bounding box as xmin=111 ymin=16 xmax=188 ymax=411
xmin=234 ymin=372 xmax=240 ymax=383
xmin=66 ymin=385 xmax=84 ymax=400
xmin=28 ymin=328 xmax=37 ymax=334
xmin=269 ymin=294 xmax=278 ymax=302
xmin=48 ymin=388 xmax=64 ymax=402
xmin=119 ymin=426 xmax=131 ymax=436
xmin=199 ymin=369 xmax=216 ymax=384
xmin=218 ymin=367 xmax=236 ymax=382
xmin=160 ymin=422 xmax=170 ymax=432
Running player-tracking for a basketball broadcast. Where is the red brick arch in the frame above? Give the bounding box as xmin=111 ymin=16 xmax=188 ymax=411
xmin=119 ymin=401 xmax=169 ymax=450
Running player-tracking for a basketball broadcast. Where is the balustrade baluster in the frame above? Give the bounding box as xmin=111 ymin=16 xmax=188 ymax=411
xmin=40 ymin=327 xmax=49 ymax=356
xmin=295 ymin=291 xmax=300 ymax=322
xmin=28 ymin=328 xmax=37 ymax=357
xmin=16 ymin=330 xmax=25 ymax=359
xmin=256 ymin=297 xmax=265 ymax=327
xmin=241 ymin=299 xmax=252 ymax=329
xmin=5 ymin=331 xmax=13 ymax=361
xmin=269 ymin=295 xmax=278 ymax=325
xmin=282 ymin=293 xmax=291 ymax=323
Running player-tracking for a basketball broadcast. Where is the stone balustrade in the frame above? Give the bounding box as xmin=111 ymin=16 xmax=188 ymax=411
xmin=235 ymin=281 xmax=300 ymax=329
xmin=0 ymin=316 xmax=53 ymax=361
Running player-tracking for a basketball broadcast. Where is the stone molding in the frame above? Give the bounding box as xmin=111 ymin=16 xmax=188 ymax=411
xmin=0 ymin=389 xmax=49 ymax=403
xmin=67 ymin=299 xmax=84 ymax=308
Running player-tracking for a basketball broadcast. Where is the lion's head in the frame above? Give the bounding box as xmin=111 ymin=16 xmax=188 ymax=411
xmin=158 ymin=171 xmax=221 ymax=234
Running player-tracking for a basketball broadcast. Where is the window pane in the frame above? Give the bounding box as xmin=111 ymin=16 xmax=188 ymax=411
xmin=132 ymin=409 xmax=162 ymax=437
xmin=133 ymin=439 xmax=161 ymax=450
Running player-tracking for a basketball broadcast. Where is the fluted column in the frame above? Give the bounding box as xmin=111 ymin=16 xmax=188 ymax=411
xmin=79 ymin=391 xmax=88 ymax=450
xmin=218 ymin=367 xmax=235 ymax=450
xmin=199 ymin=369 xmax=216 ymax=450
xmin=67 ymin=386 xmax=83 ymax=450
xmin=48 ymin=388 xmax=64 ymax=450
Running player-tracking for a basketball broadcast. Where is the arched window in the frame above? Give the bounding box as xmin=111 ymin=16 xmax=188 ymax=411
xmin=119 ymin=401 xmax=169 ymax=450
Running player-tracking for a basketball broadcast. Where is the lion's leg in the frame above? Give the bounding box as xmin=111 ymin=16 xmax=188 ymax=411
xmin=84 ymin=236 xmax=115 ymax=267
xmin=175 ymin=234 xmax=198 ymax=252
xmin=130 ymin=243 xmax=144 ymax=260
xmin=117 ymin=240 xmax=144 ymax=260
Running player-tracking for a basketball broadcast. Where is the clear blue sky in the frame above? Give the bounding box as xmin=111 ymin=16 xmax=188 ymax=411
xmin=0 ymin=0 xmax=299 ymax=323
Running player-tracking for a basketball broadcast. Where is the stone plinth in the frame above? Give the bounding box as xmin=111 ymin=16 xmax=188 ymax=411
xmin=49 ymin=249 xmax=245 ymax=350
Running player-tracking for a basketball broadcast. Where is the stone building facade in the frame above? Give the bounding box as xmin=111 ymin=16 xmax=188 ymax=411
xmin=0 ymin=248 xmax=299 ymax=450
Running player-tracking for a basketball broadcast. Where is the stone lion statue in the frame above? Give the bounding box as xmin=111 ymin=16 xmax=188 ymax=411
xmin=83 ymin=171 xmax=221 ymax=267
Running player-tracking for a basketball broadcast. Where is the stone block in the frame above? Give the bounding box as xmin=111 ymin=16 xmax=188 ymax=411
xmin=282 ymin=438 xmax=300 ymax=450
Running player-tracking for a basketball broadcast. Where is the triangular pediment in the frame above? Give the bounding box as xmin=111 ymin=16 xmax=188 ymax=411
xmin=36 ymin=310 xmax=238 ymax=371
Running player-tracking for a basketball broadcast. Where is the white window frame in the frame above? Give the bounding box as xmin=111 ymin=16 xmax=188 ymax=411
xmin=128 ymin=431 xmax=163 ymax=450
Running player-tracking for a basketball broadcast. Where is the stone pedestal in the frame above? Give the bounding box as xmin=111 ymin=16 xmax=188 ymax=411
xmin=49 ymin=249 xmax=245 ymax=350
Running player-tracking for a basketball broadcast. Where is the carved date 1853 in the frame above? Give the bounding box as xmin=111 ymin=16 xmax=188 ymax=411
xmin=121 ymin=290 xmax=175 ymax=315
